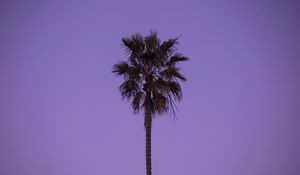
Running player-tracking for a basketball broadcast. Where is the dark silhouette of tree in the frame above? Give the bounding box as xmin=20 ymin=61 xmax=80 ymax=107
xmin=112 ymin=31 xmax=188 ymax=175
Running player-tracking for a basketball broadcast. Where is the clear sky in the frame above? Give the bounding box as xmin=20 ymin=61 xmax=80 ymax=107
xmin=1 ymin=0 xmax=300 ymax=175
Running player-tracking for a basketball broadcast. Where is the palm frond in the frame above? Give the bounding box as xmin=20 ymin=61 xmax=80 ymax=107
xmin=131 ymin=91 xmax=145 ymax=113
xmin=122 ymin=33 xmax=145 ymax=57
xmin=127 ymin=66 xmax=142 ymax=81
xmin=160 ymin=66 xmax=186 ymax=81
xmin=112 ymin=61 xmax=129 ymax=76
xmin=167 ymin=81 xmax=182 ymax=101
xmin=112 ymin=61 xmax=142 ymax=81
xmin=159 ymin=38 xmax=178 ymax=59
xmin=153 ymin=93 xmax=168 ymax=114
xmin=152 ymin=78 xmax=169 ymax=93
xmin=151 ymin=79 xmax=182 ymax=113
xmin=145 ymin=30 xmax=160 ymax=52
xmin=119 ymin=79 xmax=140 ymax=100
xmin=168 ymin=54 xmax=189 ymax=65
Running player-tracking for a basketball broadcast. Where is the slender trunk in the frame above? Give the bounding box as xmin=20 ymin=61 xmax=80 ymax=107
xmin=145 ymin=123 xmax=152 ymax=175
xmin=144 ymin=91 xmax=152 ymax=175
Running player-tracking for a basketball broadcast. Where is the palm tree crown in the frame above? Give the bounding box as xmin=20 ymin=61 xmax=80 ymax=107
xmin=113 ymin=31 xmax=188 ymax=117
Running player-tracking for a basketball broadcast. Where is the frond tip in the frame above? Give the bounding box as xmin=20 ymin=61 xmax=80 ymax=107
xmin=169 ymin=54 xmax=189 ymax=64
xmin=112 ymin=61 xmax=129 ymax=76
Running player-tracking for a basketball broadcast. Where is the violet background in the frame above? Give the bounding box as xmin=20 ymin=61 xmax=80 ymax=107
xmin=1 ymin=0 xmax=300 ymax=175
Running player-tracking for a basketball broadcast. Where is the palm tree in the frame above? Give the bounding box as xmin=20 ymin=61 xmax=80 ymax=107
xmin=112 ymin=31 xmax=188 ymax=175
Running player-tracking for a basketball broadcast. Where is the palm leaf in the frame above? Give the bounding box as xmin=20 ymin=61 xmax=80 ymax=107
xmin=131 ymin=91 xmax=145 ymax=113
xmin=168 ymin=81 xmax=182 ymax=101
xmin=153 ymin=93 xmax=168 ymax=114
xmin=159 ymin=38 xmax=178 ymax=59
xmin=112 ymin=61 xmax=129 ymax=76
xmin=169 ymin=54 xmax=189 ymax=65
xmin=145 ymin=31 xmax=160 ymax=52
xmin=119 ymin=79 xmax=140 ymax=100
xmin=122 ymin=33 xmax=145 ymax=61
xmin=160 ymin=66 xmax=186 ymax=81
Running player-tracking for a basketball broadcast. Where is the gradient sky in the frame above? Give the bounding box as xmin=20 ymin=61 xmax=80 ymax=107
xmin=1 ymin=0 xmax=300 ymax=175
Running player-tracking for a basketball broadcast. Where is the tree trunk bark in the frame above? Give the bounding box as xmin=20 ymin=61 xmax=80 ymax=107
xmin=144 ymin=92 xmax=152 ymax=175
xmin=145 ymin=123 xmax=152 ymax=175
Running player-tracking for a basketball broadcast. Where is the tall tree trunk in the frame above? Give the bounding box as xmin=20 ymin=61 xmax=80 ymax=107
xmin=145 ymin=122 xmax=152 ymax=175
xmin=144 ymin=91 xmax=152 ymax=175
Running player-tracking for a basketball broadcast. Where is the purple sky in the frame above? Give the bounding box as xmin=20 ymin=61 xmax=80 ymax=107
xmin=1 ymin=0 xmax=300 ymax=175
